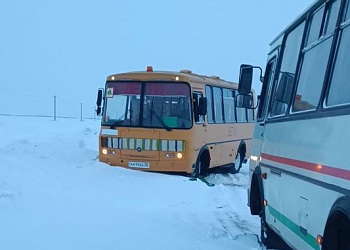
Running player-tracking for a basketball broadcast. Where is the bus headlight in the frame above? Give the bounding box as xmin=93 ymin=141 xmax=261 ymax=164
xmin=177 ymin=153 xmax=183 ymax=159
xmin=250 ymin=155 xmax=261 ymax=162
xmin=102 ymin=149 xmax=108 ymax=155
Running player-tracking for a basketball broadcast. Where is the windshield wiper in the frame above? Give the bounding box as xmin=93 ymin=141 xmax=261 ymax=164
xmin=109 ymin=111 xmax=130 ymax=126
xmin=112 ymin=120 xmax=124 ymax=126
xmin=151 ymin=109 xmax=172 ymax=131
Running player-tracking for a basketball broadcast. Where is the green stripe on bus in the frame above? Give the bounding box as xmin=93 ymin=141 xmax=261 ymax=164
xmin=127 ymin=138 xmax=130 ymax=149
xmin=142 ymin=139 xmax=145 ymax=150
xmin=268 ymin=205 xmax=319 ymax=250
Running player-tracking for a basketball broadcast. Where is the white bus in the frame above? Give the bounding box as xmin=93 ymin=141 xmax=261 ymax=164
xmin=238 ymin=0 xmax=350 ymax=249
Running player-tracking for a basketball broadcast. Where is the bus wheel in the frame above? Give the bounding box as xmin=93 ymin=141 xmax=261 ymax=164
xmin=194 ymin=151 xmax=210 ymax=177
xmin=260 ymin=215 xmax=292 ymax=249
xmin=261 ymin=218 xmax=275 ymax=248
xmin=323 ymin=211 xmax=350 ymax=250
xmin=230 ymin=150 xmax=244 ymax=174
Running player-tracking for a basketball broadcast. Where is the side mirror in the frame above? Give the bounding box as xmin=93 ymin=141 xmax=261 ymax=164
xmin=236 ymin=94 xmax=254 ymax=109
xmin=198 ymin=97 xmax=207 ymax=116
xmin=96 ymin=106 xmax=102 ymax=116
xmin=238 ymin=64 xmax=253 ymax=95
xmin=96 ymin=88 xmax=104 ymax=116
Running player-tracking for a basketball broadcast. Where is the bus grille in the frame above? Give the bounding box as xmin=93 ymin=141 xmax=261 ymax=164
xmin=101 ymin=137 xmax=185 ymax=152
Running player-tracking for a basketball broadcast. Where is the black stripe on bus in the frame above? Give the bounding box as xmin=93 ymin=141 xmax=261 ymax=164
xmin=260 ymin=162 xmax=350 ymax=197
xmin=205 ymin=137 xmax=252 ymax=146
xmin=264 ymin=105 xmax=350 ymax=125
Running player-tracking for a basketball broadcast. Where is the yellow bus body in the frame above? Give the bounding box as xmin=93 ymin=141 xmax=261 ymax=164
xmin=98 ymin=68 xmax=254 ymax=175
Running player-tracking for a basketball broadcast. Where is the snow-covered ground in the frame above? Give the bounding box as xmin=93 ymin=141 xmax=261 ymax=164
xmin=0 ymin=115 xmax=262 ymax=250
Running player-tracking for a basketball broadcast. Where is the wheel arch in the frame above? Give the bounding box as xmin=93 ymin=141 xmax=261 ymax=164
xmin=196 ymin=145 xmax=210 ymax=163
xmin=237 ymin=140 xmax=247 ymax=157
xmin=322 ymin=196 xmax=350 ymax=249
xmin=249 ymin=166 xmax=264 ymax=215
xmin=192 ymin=145 xmax=210 ymax=176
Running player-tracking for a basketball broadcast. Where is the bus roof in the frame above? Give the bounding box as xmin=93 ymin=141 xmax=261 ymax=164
xmin=106 ymin=68 xmax=238 ymax=89
xmin=269 ymin=0 xmax=321 ymax=46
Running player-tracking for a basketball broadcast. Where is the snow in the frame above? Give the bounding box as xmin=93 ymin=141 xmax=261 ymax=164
xmin=0 ymin=115 xmax=263 ymax=250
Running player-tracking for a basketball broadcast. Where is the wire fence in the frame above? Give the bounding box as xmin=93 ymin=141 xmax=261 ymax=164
xmin=0 ymin=113 xmax=100 ymax=121
xmin=0 ymin=93 xmax=99 ymax=121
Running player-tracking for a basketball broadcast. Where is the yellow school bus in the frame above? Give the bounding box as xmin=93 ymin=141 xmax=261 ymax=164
xmin=96 ymin=66 xmax=255 ymax=176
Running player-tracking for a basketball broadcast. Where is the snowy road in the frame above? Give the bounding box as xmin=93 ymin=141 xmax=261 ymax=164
xmin=0 ymin=116 xmax=262 ymax=250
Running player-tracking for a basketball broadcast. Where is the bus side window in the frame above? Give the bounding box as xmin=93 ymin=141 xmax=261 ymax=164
xmin=213 ymin=87 xmax=223 ymax=123
xmin=326 ymin=0 xmax=350 ymax=106
xmin=247 ymin=105 xmax=255 ymax=122
xmin=223 ymin=89 xmax=235 ymax=123
xmin=269 ymin=21 xmax=305 ymax=117
xmin=193 ymin=92 xmax=204 ymax=123
xmin=236 ymin=94 xmax=247 ymax=122
xmin=205 ymin=86 xmax=214 ymax=123
xmin=257 ymin=59 xmax=276 ymax=121
xmin=292 ymin=0 xmax=339 ymax=112
xmin=346 ymin=0 xmax=350 ymax=22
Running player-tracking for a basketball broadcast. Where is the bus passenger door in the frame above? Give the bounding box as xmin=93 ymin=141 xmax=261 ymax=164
xmin=192 ymin=92 xmax=206 ymax=151
xmin=252 ymin=58 xmax=277 ymax=162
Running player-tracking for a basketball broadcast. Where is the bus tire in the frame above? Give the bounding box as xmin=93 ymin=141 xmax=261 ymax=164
xmin=194 ymin=149 xmax=210 ymax=178
xmin=322 ymin=197 xmax=350 ymax=250
xmin=250 ymin=173 xmax=262 ymax=215
xmin=261 ymin=216 xmax=292 ymax=249
xmin=261 ymin=218 xmax=277 ymax=248
xmin=230 ymin=148 xmax=244 ymax=174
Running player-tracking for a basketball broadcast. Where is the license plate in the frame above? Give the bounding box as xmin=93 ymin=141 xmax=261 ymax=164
xmin=128 ymin=161 xmax=150 ymax=169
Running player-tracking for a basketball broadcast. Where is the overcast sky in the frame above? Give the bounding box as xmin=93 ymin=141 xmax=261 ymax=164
xmin=0 ymin=0 xmax=315 ymax=117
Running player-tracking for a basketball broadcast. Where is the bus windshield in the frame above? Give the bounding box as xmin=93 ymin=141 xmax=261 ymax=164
xmin=103 ymin=81 xmax=192 ymax=129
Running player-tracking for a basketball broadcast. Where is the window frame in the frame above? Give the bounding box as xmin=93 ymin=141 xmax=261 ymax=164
xmin=192 ymin=91 xmax=205 ymax=124
xmin=268 ymin=19 xmax=307 ymax=119
xmin=290 ymin=0 xmax=342 ymax=113
xmin=257 ymin=57 xmax=277 ymax=122
xmin=222 ymin=88 xmax=236 ymax=123
xmin=205 ymin=85 xmax=215 ymax=124
xmin=291 ymin=35 xmax=334 ymax=114
xmin=324 ymin=1 xmax=350 ymax=108
xmin=212 ymin=86 xmax=224 ymax=123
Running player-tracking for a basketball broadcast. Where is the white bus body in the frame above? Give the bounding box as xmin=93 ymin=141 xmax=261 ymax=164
xmin=239 ymin=0 xmax=350 ymax=249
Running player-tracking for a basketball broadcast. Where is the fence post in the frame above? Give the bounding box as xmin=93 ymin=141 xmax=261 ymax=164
xmin=53 ymin=94 xmax=57 ymax=121
xmin=80 ymin=102 xmax=83 ymax=121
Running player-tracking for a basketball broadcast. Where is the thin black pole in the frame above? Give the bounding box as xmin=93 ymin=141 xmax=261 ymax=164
xmin=54 ymin=95 xmax=57 ymax=121
xmin=80 ymin=102 xmax=83 ymax=121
